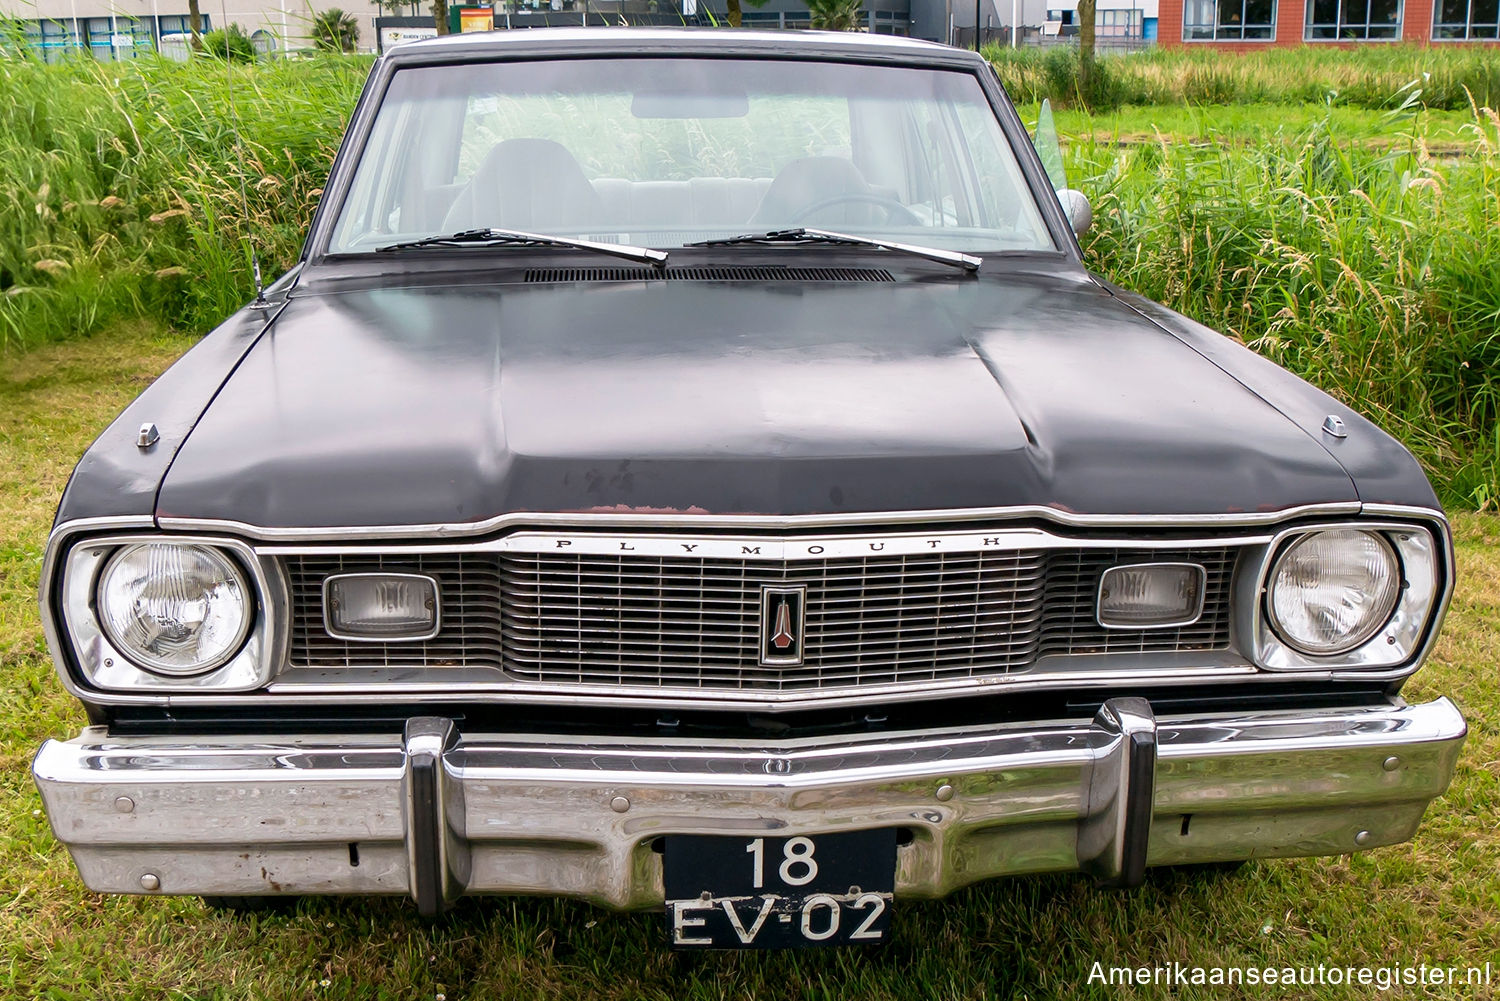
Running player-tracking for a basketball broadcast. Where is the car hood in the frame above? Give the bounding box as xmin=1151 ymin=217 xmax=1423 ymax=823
xmin=155 ymin=269 xmax=1359 ymax=530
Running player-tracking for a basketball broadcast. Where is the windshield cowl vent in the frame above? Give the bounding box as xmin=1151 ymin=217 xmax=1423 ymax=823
xmin=523 ymin=266 xmax=895 ymax=284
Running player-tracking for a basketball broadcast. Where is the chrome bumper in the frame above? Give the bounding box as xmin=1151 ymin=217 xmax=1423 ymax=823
xmin=33 ymin=697 xmax=1465 ymax=912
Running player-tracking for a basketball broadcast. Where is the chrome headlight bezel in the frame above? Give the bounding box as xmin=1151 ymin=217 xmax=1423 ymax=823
xmin=1251 ymin=521 xmax=1444 ymax=671
xmin=57 ymin=534 xmax=285 ymax=693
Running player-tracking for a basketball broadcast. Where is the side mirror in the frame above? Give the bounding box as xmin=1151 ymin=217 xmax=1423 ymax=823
xmin=1057 ymin=188 xmax=1092 ymax=237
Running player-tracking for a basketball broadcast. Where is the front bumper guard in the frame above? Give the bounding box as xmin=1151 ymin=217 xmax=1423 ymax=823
xmin=33 ymin=697 xmax=1466 ymax=914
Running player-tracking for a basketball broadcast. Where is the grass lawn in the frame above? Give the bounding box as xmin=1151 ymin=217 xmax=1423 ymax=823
xmin=1026 ymin=102 xmax=1486 ymax=153
xmin=0 ymin=325 xmax=1495 ymax=1000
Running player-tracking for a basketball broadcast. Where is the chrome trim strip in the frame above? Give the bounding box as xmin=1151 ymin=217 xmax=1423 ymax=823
xmin=1359 ymin=503 xmax=1449 ymax=525
xmin=156 ymin=501 xmax=1368 ymax=542
xmin=258 ymin=661 xmax=1356 ymax=711
xmin=32 ymin=698 xmax=1468 ymax=906
xmin=256 ymin=527 xmax=1276 ymax=559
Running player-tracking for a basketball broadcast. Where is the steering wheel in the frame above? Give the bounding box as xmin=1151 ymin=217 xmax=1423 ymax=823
xmin=790 ymin=193 xmax=924 ymax=226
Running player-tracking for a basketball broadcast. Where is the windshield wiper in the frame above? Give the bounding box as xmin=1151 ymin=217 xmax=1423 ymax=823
xmin=687 ymin=228 xmax=981 ymax=272
xmin=376 ymin=228 xmax=668 ymax=269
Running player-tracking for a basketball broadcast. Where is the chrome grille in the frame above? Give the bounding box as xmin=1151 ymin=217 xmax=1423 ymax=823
xmin=499 ymin=551 xmax=1045 ymax=689
xmin=284 ymin=542 xmax=1239 ymax=690
xmin=286 ymin=554 xmax=503 ymax=668
xmin=1037 ymin=547 xmax=1236 ymax=657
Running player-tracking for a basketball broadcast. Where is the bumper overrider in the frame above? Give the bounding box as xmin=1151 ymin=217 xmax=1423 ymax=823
xmin=33 ymin=697 xmax=1465 ymax=914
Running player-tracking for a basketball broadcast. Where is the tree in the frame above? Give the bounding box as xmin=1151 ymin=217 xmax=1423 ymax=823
xmin=188 ymin=0 xmax=204 ymax=49
xmin=805 ymin=0 xmax=862 ymax=28
xmin=433 ymin=0 xmax=449 ymax=33
xmin=369 ymin=0 xmax=421 ymax=17
xmin=311 ymin=7 xmax=360 ymax=50
xmin=723 ymin=0 xmax=769 ymax=27
xmin=1076 ymin=0 xmax=1096 ymax=97
xmin=203 ymin=22 xmax=256 ymax=60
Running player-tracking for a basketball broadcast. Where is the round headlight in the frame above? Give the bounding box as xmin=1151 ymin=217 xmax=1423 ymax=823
xmin=96 ymin=543 xmax=252 ymax=676
xmin=1267 ymin=529 xmax=1400 ymax=656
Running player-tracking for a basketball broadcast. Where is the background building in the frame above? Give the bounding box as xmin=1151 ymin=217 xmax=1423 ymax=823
xmin=2 ymin=0 xmax=1494 ymax=55
xmin=1 ymin=0 xmax=386 ymax=56
xmin=1155 ymin=0 xmax=1498 ymax=44
xmin=1041 ymin=0 xmax=1157 ymax=43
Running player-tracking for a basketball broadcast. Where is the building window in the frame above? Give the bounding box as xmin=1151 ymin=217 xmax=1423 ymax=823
xmin=1096 ymin=8 xmax=1144 ymax=36
xmin=83 ymin=17 xmax=151 ymax=60
xmin=1183 ymin=0 xmax=1275 ymax=38
xmin=34 ymin=19 xmax=80 ymax=62
xmin=1306 ymin=0 xmax=1401 ymax=37
xmin=155 ymin=13 xmax=210 ymax=36
xmin=1434 ymin=0 xmax=1499 ymax=36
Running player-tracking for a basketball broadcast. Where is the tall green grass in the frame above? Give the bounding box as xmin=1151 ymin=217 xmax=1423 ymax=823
xmin=1070 ymin=101 xmax=1500 ymax=506
xmin=987 ymin=43 xmax=1500 ymax=111
xmin=0 ymin=51 xmax=1498 ymax=505
xmin=0 ymin=53 xmax=369 ymax=347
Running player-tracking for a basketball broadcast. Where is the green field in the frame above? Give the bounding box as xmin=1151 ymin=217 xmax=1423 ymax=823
xmin=2 ymin=43 xmax=1499 ymax=999
xmin=0 ymin=327 xmax=1496 ymax=998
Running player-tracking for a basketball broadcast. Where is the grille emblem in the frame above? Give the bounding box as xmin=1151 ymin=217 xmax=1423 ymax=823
xmin=759 ymin=586 xmax=806 ymax=666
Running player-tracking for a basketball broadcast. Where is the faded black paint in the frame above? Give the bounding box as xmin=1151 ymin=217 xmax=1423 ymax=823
xmin=127 ymin=255 xmax=1417 ymax=532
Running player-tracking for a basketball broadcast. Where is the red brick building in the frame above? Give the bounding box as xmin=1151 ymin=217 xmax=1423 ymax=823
xmin=1156 ymin=0 xmax=1498 ymax=45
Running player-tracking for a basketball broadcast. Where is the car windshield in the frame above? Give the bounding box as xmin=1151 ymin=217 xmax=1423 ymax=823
xmin=328 ymin=57 xmax=1056 ymax=255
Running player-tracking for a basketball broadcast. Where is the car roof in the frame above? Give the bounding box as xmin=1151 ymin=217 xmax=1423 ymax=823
xmin=384 ymin=26 xmax=986 ymax=69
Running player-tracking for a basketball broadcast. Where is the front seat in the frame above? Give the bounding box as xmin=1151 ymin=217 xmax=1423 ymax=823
xmin=442 ymin=138 xmax=605 ymax=233
xmin=750 ymin=156 xmax=882 ymax=228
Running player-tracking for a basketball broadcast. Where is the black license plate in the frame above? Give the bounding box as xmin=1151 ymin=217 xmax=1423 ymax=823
xmin=663 ymin=830 xmax=896 ymax=949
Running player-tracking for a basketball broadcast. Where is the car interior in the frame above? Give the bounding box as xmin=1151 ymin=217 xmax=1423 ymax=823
xmin=330 ymin=59 xmax=1053 ymax=252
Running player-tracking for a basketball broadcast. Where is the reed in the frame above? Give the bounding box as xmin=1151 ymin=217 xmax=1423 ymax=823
xmin=0 ymin=53 xmax=369 ymax=348
xmin=1067 ymin=101 xmax=1500 ymax=506
xmin=0 ymin=51 xmax=1496 ymax=503
xmin=986 ymin=42 xmax=1500 ymax=111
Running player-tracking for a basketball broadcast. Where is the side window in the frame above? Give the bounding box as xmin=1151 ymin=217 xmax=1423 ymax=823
xmin=951 ymin=100 xmax=1030 ymax=229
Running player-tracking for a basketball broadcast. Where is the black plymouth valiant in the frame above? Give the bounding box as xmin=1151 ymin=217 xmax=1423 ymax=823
xmin=33 ymin=29 xmax=1465 ymax=949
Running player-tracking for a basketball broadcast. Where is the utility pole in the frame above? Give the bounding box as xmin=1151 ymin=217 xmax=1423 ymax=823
xmin=1011 ymin=0 xmax=1017 ymax=45
xmin=972 ymin=0 xmax=979 ymax=48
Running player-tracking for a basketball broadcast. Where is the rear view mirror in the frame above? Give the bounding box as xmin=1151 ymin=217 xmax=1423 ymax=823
xmin=631 ymin=91 xmax=749 ymax=119
xmin=1057 ymin=188 xmax=1093 ymax=236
